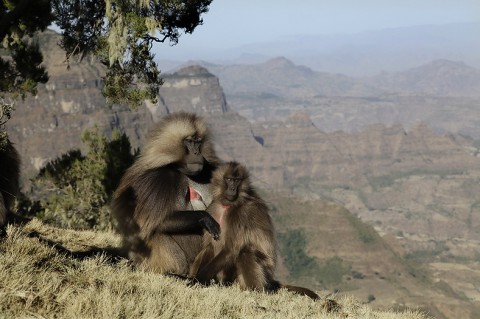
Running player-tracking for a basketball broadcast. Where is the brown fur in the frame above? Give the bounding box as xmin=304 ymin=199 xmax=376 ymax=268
xmin=111 ymin=112 xmax=221 ymax=274
xmin=190 ymin=162 xmax=319 ymax=300
xmin=0 ymin=139 xmax=20 ymax=228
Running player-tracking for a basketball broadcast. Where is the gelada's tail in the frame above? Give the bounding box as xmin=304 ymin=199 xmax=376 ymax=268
xmin=281 ymin=284 xmax=320 ymax=300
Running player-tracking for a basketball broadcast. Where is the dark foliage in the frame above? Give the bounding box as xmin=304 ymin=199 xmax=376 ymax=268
xmin=1 ymin=0 xmax=213 ymax=120
xmin=25 ymin=128 xmax=135 ymax=230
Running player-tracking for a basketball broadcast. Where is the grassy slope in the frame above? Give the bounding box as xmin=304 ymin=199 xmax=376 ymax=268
xmin=0 ymin=219 xmax=429 ymax=319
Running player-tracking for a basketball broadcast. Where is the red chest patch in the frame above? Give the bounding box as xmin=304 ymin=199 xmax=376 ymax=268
xmin=188 ymin=186 xmax=201 ymax=201
xmin=187 ymin=186 xmax=207 ymax=210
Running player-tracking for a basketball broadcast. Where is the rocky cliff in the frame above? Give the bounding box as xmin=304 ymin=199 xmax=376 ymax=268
xmin=6 ymin=31 xmax=228 ymax=176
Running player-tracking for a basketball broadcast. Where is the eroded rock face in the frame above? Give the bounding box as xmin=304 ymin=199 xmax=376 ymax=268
xmin=158 ymin=65 xmax=228 ymax=116
xmin=242 ymin=115 xmax=480 ymax=245
xmin=6 ymin=32 xmax=229 ymax=176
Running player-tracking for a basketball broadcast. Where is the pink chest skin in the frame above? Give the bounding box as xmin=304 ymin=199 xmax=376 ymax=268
xmin=219 ymin=204 xmax=230 ymax=227
xmin=210 ymin=203 xmax=230 ymax=229
xmin=188 ymin=186 xmax=201 ymax=201
xmin=187 ymin=186 xmax=208 ymax=210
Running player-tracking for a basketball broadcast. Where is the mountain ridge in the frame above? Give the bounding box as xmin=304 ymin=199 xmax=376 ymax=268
xmin=370 ymin=59 xmax=480 ymax=96
xmin=190 ymin=56 xmax=480 ymax=98
xmin=172 ymin=22 xmax=480 ymax=76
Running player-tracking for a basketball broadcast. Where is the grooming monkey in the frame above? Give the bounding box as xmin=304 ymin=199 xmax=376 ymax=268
xmin=111 ymin=112 xmax=221 ymax=274
xmin=190 ymin=162 xmax=319 ymax=300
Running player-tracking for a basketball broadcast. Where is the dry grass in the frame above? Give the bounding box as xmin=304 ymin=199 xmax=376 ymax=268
xmin=0 ymin=219 xmax=431 ymax=319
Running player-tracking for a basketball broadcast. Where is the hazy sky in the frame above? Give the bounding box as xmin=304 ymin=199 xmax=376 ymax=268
xmin=158 ymin=0 xmax=479 ymax=59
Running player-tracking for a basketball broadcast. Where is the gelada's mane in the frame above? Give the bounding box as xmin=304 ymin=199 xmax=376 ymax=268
xmin=137 ymin=112 xmax=219 ymax=170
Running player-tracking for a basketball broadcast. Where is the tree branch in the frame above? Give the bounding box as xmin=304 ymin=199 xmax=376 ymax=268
xmin=0 ymin=0 xmax=31 ymax=41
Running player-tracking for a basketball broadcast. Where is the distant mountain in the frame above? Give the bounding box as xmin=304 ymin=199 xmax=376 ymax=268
xmin=369 ymin=59 xmax=480 ymax=96
xmin=185 ymin=56 xmax=480 ymax=99
xmin=157 ymin=23 xmax=480 ymax=76
xmin=221 ymin=23 xmax=480 ymax=76
xmin=189 ymin=57 xmax=480 ymax=139
xmin=294 ymin=23 xmax=480 ymax=76
xmin=182 ymin=57 xmax=381 ymax=98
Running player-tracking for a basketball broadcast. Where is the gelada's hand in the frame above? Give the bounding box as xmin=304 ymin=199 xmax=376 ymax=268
xmin=199 ymin=215 xmax=220 ymax=240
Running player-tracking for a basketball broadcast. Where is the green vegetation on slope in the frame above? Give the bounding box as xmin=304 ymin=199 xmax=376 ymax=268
xmin=340 ymin=210 xmax=380 ymax=245
xmin=367 ymin=168 xmax=465 ymax=191
xmin=19 ymin=128 xmax=135 ymax=231
xmin=277 ymin=229 xmax=349 ymax=287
